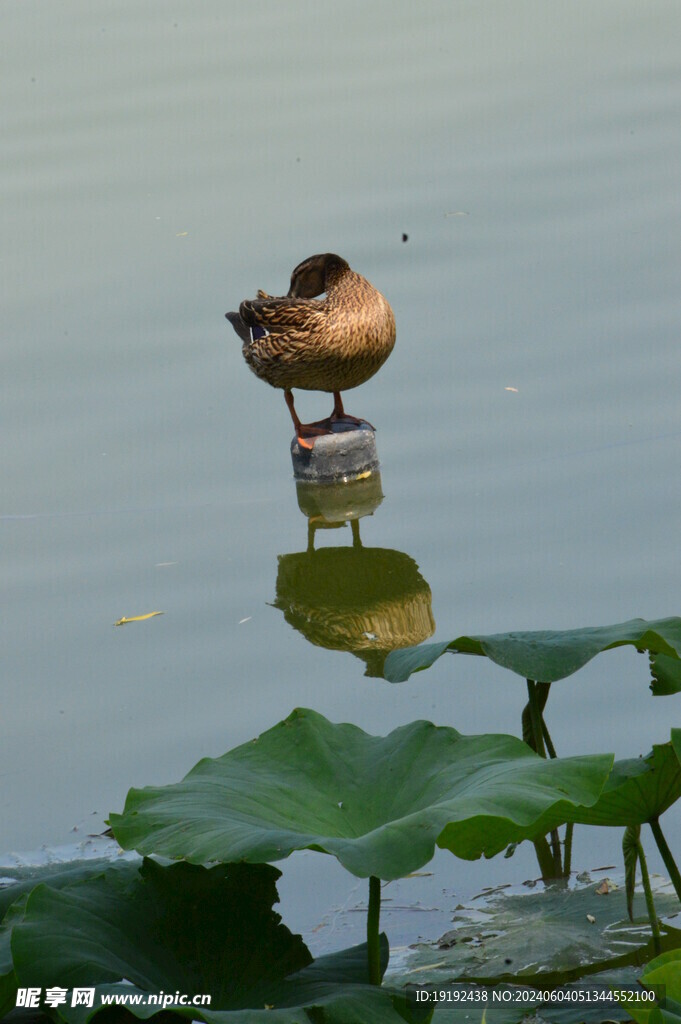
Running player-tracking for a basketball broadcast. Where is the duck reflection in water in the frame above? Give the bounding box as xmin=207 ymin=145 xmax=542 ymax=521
xmin=273 ymin=474 xmax=434 ymax=677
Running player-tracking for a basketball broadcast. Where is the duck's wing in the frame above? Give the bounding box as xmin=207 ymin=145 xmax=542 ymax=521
xmin=239 ymin=296 xmax=325 ymax=335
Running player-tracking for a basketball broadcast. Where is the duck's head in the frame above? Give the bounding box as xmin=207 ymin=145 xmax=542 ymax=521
xmin=287 ymin=253 xmax=349 ymax=298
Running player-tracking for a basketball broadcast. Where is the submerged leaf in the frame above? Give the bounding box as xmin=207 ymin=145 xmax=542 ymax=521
xmin=110 ymin=708 xmax=612 ymax=880
xmin=383 ymin=616 xmax=681 ymax=684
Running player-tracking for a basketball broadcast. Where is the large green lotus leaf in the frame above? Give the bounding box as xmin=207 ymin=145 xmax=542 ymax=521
xmin=383 ymin=617 xmax=681 ymax=684
xmin=565 ymin=743 xmax=681 ymax=827
xmin=388 ymin=876 xmax=681 ymax=989
xmin=11 ymin=859 xmax=309 ymax=1018
xmin=110 ymin=709 xmax=612 ymax=880
xmin=10 ymin=858 xmax=429 ymax=1024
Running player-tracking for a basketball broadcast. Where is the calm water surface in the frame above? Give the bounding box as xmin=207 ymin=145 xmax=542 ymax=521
xmin=3 ymin=1 xmax=681 ymax=952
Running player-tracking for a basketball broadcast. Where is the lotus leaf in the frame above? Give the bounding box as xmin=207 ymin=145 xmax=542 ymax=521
xmin=383 ymin=617 xmax=681 ymax=685
xmin=8 ymin=858 xmax=426 ymax=1022
xmin=389 ymin=876 xmax=681 ymax=988
xmin=110 ymin=709 xmax=612 ymax=880
xmin=565 ymin=743 xmax=681 ymax=828
xmin=11 ymin=860 xmax=309 ymax=1009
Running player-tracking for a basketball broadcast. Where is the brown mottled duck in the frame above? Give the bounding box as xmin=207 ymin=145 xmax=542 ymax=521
xmin=225 ymin=253 xmax=396 ymax=449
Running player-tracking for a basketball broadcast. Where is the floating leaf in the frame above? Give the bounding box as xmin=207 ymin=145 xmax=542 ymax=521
xmin=110 ymin=709 xmax=612 ymax=881
xmin=388 ymin=876 xmax=681 ymax=988
xmin=383 ymin=617 xmax=681 ymax=684
xmin=0 ymin=856 xmax=127 ymax=924
xmin=114 ymin=611 xmax=164 ymax=626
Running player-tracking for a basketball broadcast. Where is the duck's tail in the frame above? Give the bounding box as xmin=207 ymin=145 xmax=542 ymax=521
xmin=225 ymin=311 xmax=269 ymax=344
xmin=225 ymin=311 xmax=250 ymax=343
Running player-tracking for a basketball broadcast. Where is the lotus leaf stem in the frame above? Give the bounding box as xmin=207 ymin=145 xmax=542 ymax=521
xmin=636 ymin=838 xmax=661 ymax=952
xmin=541 ymin=718 xmax=558 ymax=759
xmin=649 ymin=817 xmax=681 ymax=902
xmin=563 ymin=822 xmax=574 ymax=877
xmin=367 ymin=875 xmax=382 ymax=985
xmin=549 ymin=829 xmax=562 ymax=873
xmin=533 ymin=836 xmax=557 ymax=879
xmin=525 ymin=680 xmax=546 ymax=758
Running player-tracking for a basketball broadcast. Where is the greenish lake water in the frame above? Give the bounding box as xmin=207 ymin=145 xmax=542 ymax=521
xmin=3 ymin=0 xmax=681 ymax=954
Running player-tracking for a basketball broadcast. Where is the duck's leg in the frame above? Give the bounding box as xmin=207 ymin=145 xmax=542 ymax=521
xmin=284 ymin=389 xmax=332 ymax=450
xmin=329 ymin=392 xmax=375 ymax=431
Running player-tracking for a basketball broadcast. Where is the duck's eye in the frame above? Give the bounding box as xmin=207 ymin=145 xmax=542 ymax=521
xmin=250 ymin=325 xmax=269 ymax=342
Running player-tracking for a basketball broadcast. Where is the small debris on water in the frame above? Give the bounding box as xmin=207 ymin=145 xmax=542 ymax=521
xmin=114 ymin=611 xmax=164 ymax=626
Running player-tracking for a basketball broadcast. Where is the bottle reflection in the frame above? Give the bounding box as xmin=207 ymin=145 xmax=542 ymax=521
xmin=274 ymin=474 xmax=434 ymax=677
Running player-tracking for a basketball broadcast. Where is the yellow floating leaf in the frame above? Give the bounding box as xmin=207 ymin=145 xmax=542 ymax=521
xmin=114 ymin=611 xmax=164 ymax=627
xmin=505 ymin=386 xmax=519 ymax=392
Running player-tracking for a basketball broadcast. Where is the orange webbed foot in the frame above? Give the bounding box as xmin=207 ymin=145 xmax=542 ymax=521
xmin=296 ymin=421 xmax=333 ymax=449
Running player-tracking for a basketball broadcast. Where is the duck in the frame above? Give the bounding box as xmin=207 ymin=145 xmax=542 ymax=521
xmin=225 ymin=253 xmax=396 ymax=449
